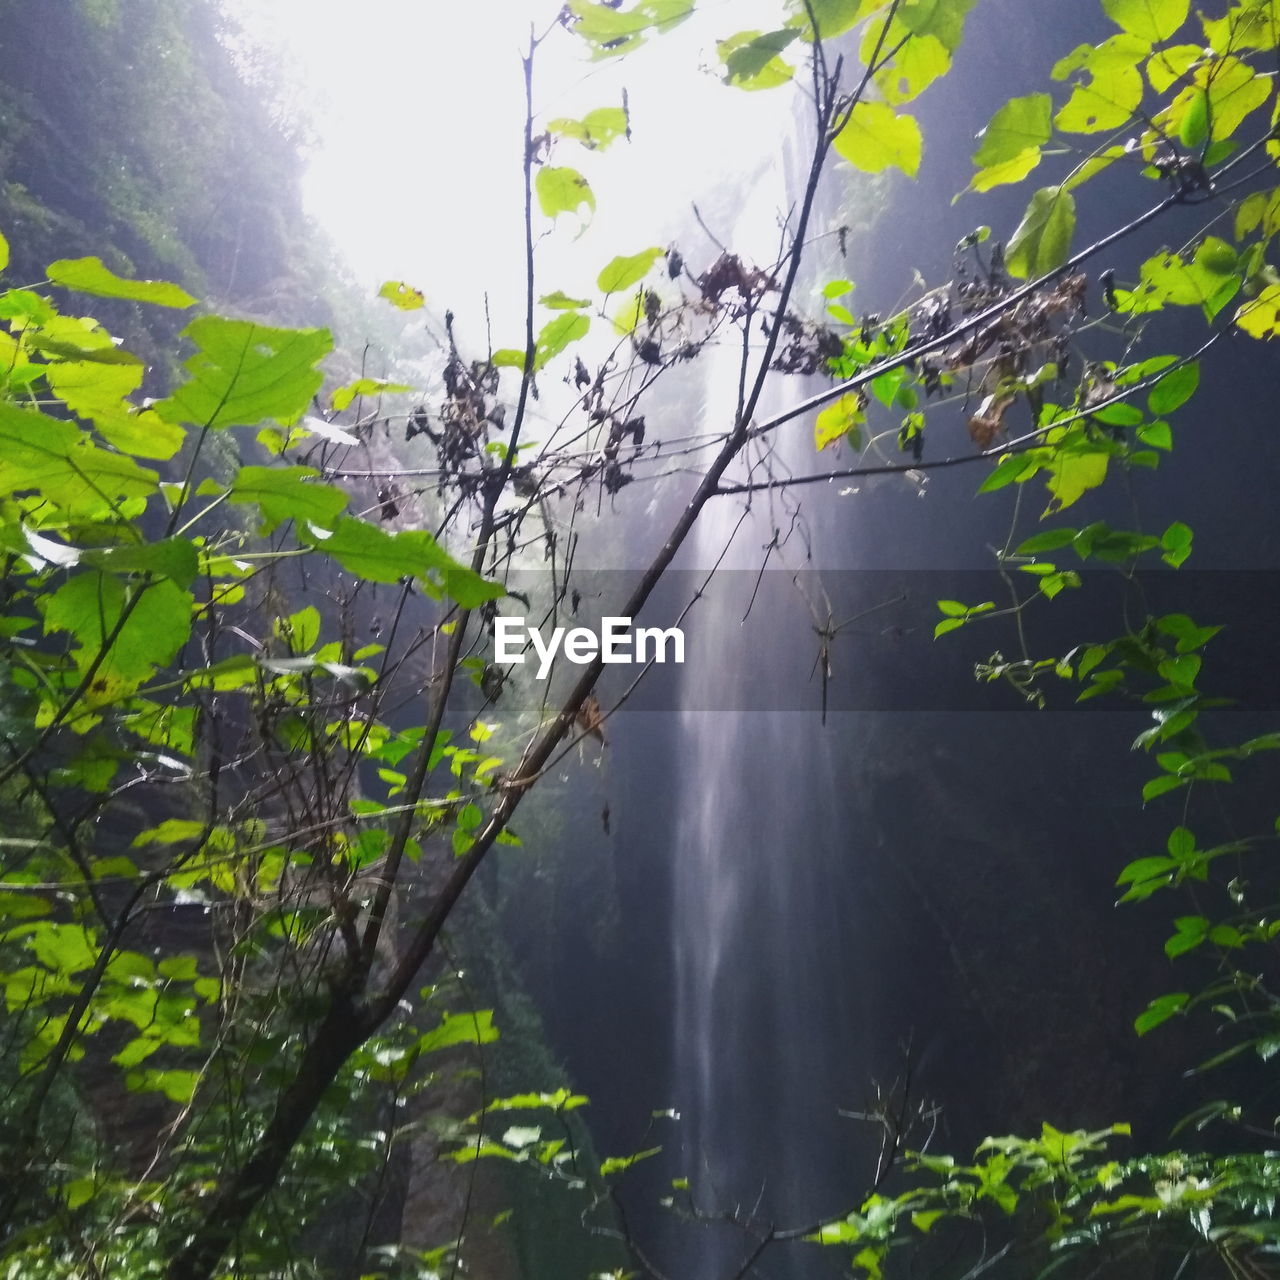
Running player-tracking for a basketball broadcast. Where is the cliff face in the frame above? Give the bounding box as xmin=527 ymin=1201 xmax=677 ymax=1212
xmin=0 ymin=0 xmax=331 ymax=378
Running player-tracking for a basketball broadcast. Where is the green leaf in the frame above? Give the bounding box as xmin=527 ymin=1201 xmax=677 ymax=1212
xmin=1005 ymin=187 xmax=1076 ymax=279
xmin=378 ymin=280 xmax=425 ymax=310
xmin=1015 ymin=528 xmax=1078 ymax=555
xmin=898 ymin=0 xmax=976 ymax=51
xmin=0 ymin=402 xmax=159 ymax=515
xmin=1054 ymin=62 xmax=1143 ymax=133
xmin=1236 ymin=284 xmax=1280 ymax=338
xmin=815 ymin=394 xmax=864 ymax=450
xmin=302 ymin=517 xmax=504 ymax=607
xmin=875 ymin=34 xmax=950 ymax=106
xmin=1101 ymin=0 xmax=1188 ymax=41
xmin=43 ymin=572 xmax=193 ymax=686
xmin=597 ymin=248 xmax=664 ymax=294
xmin=417 ymin=1010 xmax=499 ymax=1053
xmin=539 ymin=291 xmax=591 ymax=311
xmin=42 ymin=358 xmax=185 ymax=460
xmin=1135 ymin=991 xmax=1189 ymax=1035
xmin=793 ymin=0 xmax=882 ymax=40
xmin=536 ymin=167 xmax=596 ymax=221
xmin=155 ymin=317 xmax=331 ymax=430
xmin=228 ymin=465 xmax=348 ymax=534
xmin=1161 ymin=520 xmax=1193 ymax=567
xmin=1046 ymin=446 xmax=1108 ymax=511
xmin=46 ymin=257 xmax=195 ymax=309
xmin=834 ymin=101 xmax=922 ymax=177
xmin=1147 ymin=361 xmax=1199 ymax=415
xmin=600 ymin=1146 xmax=662 ymax=1177
xmin=331 ymin=379 xmax=413 ymax=412
xmin=719 ymin=29 xmax=797 ymax=90
xmin=548 ymin=106 xmax=629 ymax=149
xmin=83 ymin=538 xmax=200 ymax=589
xmin=534 ymin=312 xmax=590 ymax=370
xmin=0 ymin=230 xmax=8 ymax=273
xmin=973 ymin=94 xmax=1053 ymax=167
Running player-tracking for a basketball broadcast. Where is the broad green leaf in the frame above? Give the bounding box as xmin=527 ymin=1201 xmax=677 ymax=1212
xmin=973 ymin=94 xmax=1053 ymax=167
xmin=791 ymin=0 xmax=885 ymax=40
xmin=718 ymin=29 xmax=797 ymax=90
xmin=1102 ymin=0 xmax=1188 ymax=42
xmin=536 ymin=166 xmax=596 ymax=221
xmin=1123 ymin=241 xmax=1240 ymax=320
xmin=1236 ymin=283 xmax=1280 ymax=337
xmin=898 ymin=0 xmax=976 ymax=51
xmin=0 ymin=402 xmax=159 ymax=514
xmin=834 ymin=101 xmax=922 ymax=177
xmin=331 ymin=379 xmax=413 ymax=412
xmin=548 ymin=106 xmax=629 ymax=149
xmin=1005 ymin=186 xmax=1076 ymax=279
xmin=1202 ymin=5 xmax=1280 ymax=53
xmin=874 ymin=34 xmax=950 ymax=105
xmin=598 ymin=248 xmax=663 ymax=294
xmin=46 ymin=257 xmax=195 ymax=309
xmin=417 ymin=1010 xmax=499 ymax=1053
xmin=1147 ymin=361 xmax=1199 ymax=414
xmin=539 ymin=291 xmax=591 ymax=310
xmin=302 ymin=516 xmax=504 ymax=607
xmin=814 ymin=394 xmax=864 ymax=450
xmin=378 ymin=280 xmax=425 ymax=310
xmin=569 ymin=0 xmax=693 ymax=58
xmin=228 ymin=465 xmax=348 ymax=533
xmin=1234 ymin=187 xmax=1280 ymax=239
xmin=1146 ymin=42 xmax=1202 ymax=91
xmin=1134 ymin=991 xmax=1189 ymax=1035
xmin=1055 ymin=62 xmax=1143 ymax=132
xmin=1046 ymin=446 xmax=1108 ymax=510
xmin=83 ymin=538 xmax=200 ymax=589
xmin=155 ymin=317 xmax=331 ymax=430
xmin=534 ymin=312 xmax=590 ymax=370
xmin=43 ymin=572 xmax=193 ymax=686
xmin=42 ymin=359 xmax=184 ymax=459
xmin=0 ymin=230 xmax=8 ymax=273
xmin=1160 ymin=56 xmax=1272 ymax=142
xmin=970 ymin=148 xmax=1042 ymax=192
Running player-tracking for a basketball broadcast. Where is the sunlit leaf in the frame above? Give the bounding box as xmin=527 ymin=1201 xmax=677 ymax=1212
xmin=718 ymin=29 xmax=797 ymax=90
xmin=302 ymin=516 xmax=504 ymax=607
xmin=834 ymin=101 xmax=922 ymax=177
xmin=814 ymin=394 xmax=864 ymax=450
xmin=1102 ymin=0 xmax=1188 ymax=42
xmin=536 ymin=166 xmax=596 ymax=221
xmin=46 ymin=256 xmax=195 ymax=308
xmin=1005 ymin=186 xmax=1076 ymax=279
xmin=974 ymin=94 xmax=1053 ymax=167
xmin=534 ymin=312 xmax=590 ymax=370
xmin=228 ymin=465 xmax=348 ymax=534
xmin=0 ymin=402 xmax=159 ymax=515
xmin=548 ymin=106 xmax=629 ymax=149
xmin=875 ymin=33 xmax=950 ymax=105
xmin=43 ymin=571 xmax=193 ymax=686
xmin=378 ymin=280 xmax=425 ymax=310
xmin=1236 ymin=283 xmax=1280 ymax=338
xmin=330 ymin=379 xmax=413 ymax=412
xmin=155 ymin=317 xmax=331 ymax=430
xmin=597 ymin=247 xmax=663 ymax=294
xmin=1147 ymin=361 xmax=1199 ymax=414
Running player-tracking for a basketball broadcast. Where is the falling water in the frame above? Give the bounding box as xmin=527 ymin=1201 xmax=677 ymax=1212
xmin=664 ymin=131 xmax=881 ymax=1276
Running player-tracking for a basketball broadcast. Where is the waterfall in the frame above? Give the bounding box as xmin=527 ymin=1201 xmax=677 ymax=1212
xmin=665 ymin=135 xmax=878 ymax=1276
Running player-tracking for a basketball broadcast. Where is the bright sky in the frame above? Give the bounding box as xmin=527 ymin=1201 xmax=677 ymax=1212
xmin=222 ymin=0 xmax=802 ymax=335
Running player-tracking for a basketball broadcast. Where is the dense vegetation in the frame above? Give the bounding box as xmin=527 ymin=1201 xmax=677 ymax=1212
xmin=1 ymin=1 xmax=1279 ymax=1277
